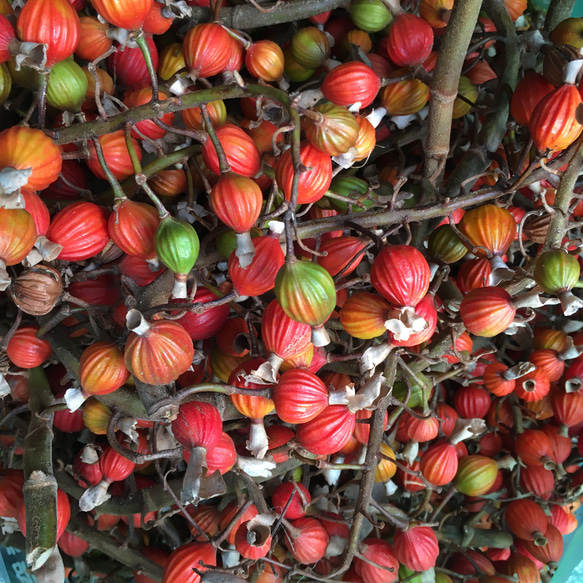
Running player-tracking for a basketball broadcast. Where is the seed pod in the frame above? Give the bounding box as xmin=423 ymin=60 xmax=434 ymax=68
xmin=8 ymin=265 xmax=62 ymax=316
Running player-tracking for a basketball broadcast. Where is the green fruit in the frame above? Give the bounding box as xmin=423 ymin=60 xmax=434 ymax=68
xmin=454 ymin=455 xmax=498 ymax=496
xmin=392 ymin=372 xmax=431 ymax=408
xmin=291 ymin=27 xmax=330 ymax=69
xmin=534 ymin=249 xmax=580 ymax=294
xmin=0 ymin=63 xmax=11 ymax=107
xmin=427 ymin=225 xmax=468 ymax=264
xmin=275 ymin=260 xmax=336 ymax=327
xmin=154 ymin=216 xmax=200 ymax=276
xmin=284 ymin=48 xmax=316 ymax=83
xmin=328 ymin=175 xmax=378 ymax=213
xmin=348 ymin=0 xmax=393 ymax=33
xmin=44 ymin=58 xmax=88 ymax=112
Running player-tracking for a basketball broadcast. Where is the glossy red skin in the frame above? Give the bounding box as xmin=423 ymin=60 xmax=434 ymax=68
xmin=387 ymin=14 xmax=434 ymax=67
xmin=6 ymin=325 xmax=52 ymax=368
xmin=109 ymin=35 xmax=158 ymax=89
xmin=321 ymin=61 xmax=380 ymax=108
xmin=183 ymin=23 xmax=232 ymax=77
xmin=420 ymin=440 xmax=458 ymax=486
xmin=17 ymin=0 xmax=80 ymax=66
xmin=393 ymin=526 xmax=439 ymax=572
xmin=271 ymin=482 xmax=311 ymax=519
xmin=285 ymin=517 xmax=329 ymax=564
xmin=171 ymin=401 xmax=222 ymax=450
xmin=162 ymin=543 xmax=216 ymax=583
xmin=453 ymin=384 xmax=491 ymax=418
xmin=0 ymin=15 xmax=15 ymax=63
xmin=262 ymin=298 xmax=311 ymax=359
xmin=296 ymin=405 xmax=356 ymax=456
xmin=370 ymin=245 xmax=430 ymax=308
xmin=355 ymin=538 xmax=399 ymax=583
xmin=176 ymin=287 xmax=231 ymax=341
xmin=273 ymin=368 xmax=329 ymax=424
xmin=505 ymin=499 xmax=549 ymax=541
xmin=460 ymin=287 xmax=516 ymax=338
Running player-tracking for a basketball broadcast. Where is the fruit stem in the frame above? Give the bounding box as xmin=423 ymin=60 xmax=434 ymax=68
xmin=90 ymin=136 xmax=127 ymax=201
xmin=201 ymin=104 xmax=231 ymax=174
xmin=123 ymin=123 xmax=170 ymax=219
xmin=134 ymin=32 xmax=159 ymax=103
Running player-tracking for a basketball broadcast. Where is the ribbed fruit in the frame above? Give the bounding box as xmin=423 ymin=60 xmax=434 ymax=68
xmin=91 ymin=0 xmax=153 ymax=30
xmin=460 ymin=287 xmax=516 ymax=337
xmin=393 ymin=526 xmax=439 ymax=572
xmin=458 ymin=204 xmax=517 ymax=257
xmin=162 ymin=543 xmax=216 ymax=583
xmin=387 ymin=13 xmax=433 ymax=67
xmin=370 ymin=245 xmax=430 ymax=308
xmin=304 ymin=103 xmax=359 ymax=157
xmin=340 ymin=291 xmax=389 ymax=340
xmin=454 ymin=455 xmax=498 ymax=496
xmin=171 ymin=401 xmax=222 ymax=450
xmin=295 ymin=405 xmax=355 ymax=455
xmin=321 ymin=61 xmax=380 ymax=109
xmin=79 ymin=342 xmax=130 ymax=397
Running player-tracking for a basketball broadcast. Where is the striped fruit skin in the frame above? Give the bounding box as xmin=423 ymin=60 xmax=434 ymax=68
xmin=296 ymin=405 xmax=355 ymax=456
xmin=16 ymin=0 xmax=80 ymax=66
xmin=340 ymin=292 xmax=389 ymax=340
xmin=275 ymin=141 xmax=332 ymax=205
xmin=171 ymin=401 xmax=222 ymax=450
xmin=420 ymin=440 xmax=458 ymax=486
xmin=370 ymin=245 xmax=430 ymax=308
xmin=529 ymin=84 xmax=583 ymax=152
xmin=0 ymin=208 xmax=37 ymax=265
xmin=79 ymin=341 xmax=130 ymax=397
xmin=0 ymin=126 xmax=62 ymax=191
xmin=534 ymin=249 xmax=580 ymax=293
xmin=275 ymin=261 xmax=336 ymax=327
xmin=162 ymin=542 xmax=216 ymax=583
xmin=183 ymin=23 xmax=231 ymax=77
xmin=380 ymin=71 xmax=429 ymax=116
xmin=262 ymin=299 xmax=311 ymax=359
xmin=458 ymin=204 xmax=516 ymax=257
xmin=321 ymin=61 xmax=381 ymax=109
xmin=389 ymin=294 xmax=438 ymax=348
xmin=460 ymin=287 xmax=516 ymax=338
xmin=454 ymin=455 xmax=498 ymax=496
xmin=273 ymin=368 xmax=329 ymax=424
xmin=210 ymin=173 xmax=263 ymax=233
xmin=316 ymin=236 xmax=367 ymax=277
xmin=154 ymin=216 xmax=200 ymax=276
xmin=387 ymin=13 xmax=434 ymax=67
xmin=109 ymin=199 xmax=159 ymax=260
xmin=229 ymin=358 xmax=275 ymax=419
xmin=124 ymin=320 xmax=194 ymax=386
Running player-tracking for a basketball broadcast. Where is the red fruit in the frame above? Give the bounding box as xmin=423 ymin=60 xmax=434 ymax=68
xmin=393 ymin=526 xmax=439 ymax=572
xmin=21 ymin=190 xmax=49 ymax=236
xmin=183 ymin=23 xmax=232 ymax=78
xmin=58 ymin=526 xmax=89 ymax=557
xmin=109 ymin=199 xmax=159 ymax=262
xmin=420 ymin=440 xmax=458 ymax=486
xmin=17 ymin=0 xmax=80 ymax=66
xmin=522 ymin=524 xmax=563 ymax=565
xmin=316 ymin=236 xmax=367 ymax=277
xmin=0 ymin=15 xmax=15 ymax=63
xmin=285 ymin=517 xmax=329 ymax=564
xmin=296 ymin=405 xmax=355 ymax=456
xmin=370 ymin=245 xmax=430 ymax=308
xmin=109 ymin=35 xmax=159 ymax=88
xmin=235 ymin=519 xmax=272 ymax=560
xmin=124 ymin=311 xmax=195 ymax=385
xmin=134 ymin=546 xmax=170 ymax=583
xmin=453 ymin=384 xmax=491 ymax=418
xmin=530 ymin=84 xmax=583 ymax=152
xmin=514 ymin=366 xmax=551 ymax=402
xmin=458 ymin=257 xmax=492 ymax=293
xmin=515 ymin=429 xmax=552 ymax=467
xmin=91 ymin=0 xmax=153 ymax=29
xmin=124 ymin=87 xmax=175 ymax=140
xmin=275 ymin=141 xmax=332 ymax=205
xmin=229 ymin=358 xmax=275 ymax=422
xmin=520 ymin=465 xmax=555 ymax=500
xmin=321 ymin=61 xmax=380 ymax=109
xmin=271 ymin=482 xmax=311 ymax=519
xmin=511 ymin=71 xmax=554 ymax=126
xmin=403 ymin=411 xmax=439 ymax=442
xmin=204 ymin=432 xmax=237 ymax=475
xmin=6 ymin=325 xmax=52 ymax=368
xmin=171 ymin=401 xmax=222 ymax=451
xmin=245 ymin=39 xmax=284 ymax=82
xmin=500 ymin=552 xmax=543 ymax=583
xmin=0 ymin=469 xmax=24 ymax=518
xmin=79 ymin=341 xmax=130 ymax=397
xmin=218 ymin=501 xmax=258 ymax=545
xmin=43 ymin=159 xmax=89 ymax=200
xmin=505 ymin=499 xmax=549 ymax=542
xmin=273 ymin=368 xmax=329 ymax=424
xmin=355 ymin=538 xmax=399 ymax=583
xmin=120 ymin=254 xmax=166 ymax=286
xmin=228 ymin=230 xmax=285 ymax=296
xmin=87 ymin=130 xmax=142 ymax=181
xmin=553 ymin=391 xmax=583 ymax=426
xmin=387 ymin=13 xmax=433 ymax=67
xmin=143 ymin=1 xmax=173 ymax=35
xmin=549 ymin=505 xmax=577 ymax=535
xmin=175 ymin=287 xmax=230 ymax=341
xmin=0 ymin=126 xmax=62 ymax=191
xmin=162 ymin=543 xmax=216 ymax=583
xmin=47 ymin=201 xmax=109 ymax=262
xmin=483 ymin=361 xmax=515 ymax=396
xmin=460 ymin=287 xmax=516 ymax=337
xmin=436 ymin=402 xmax=458 ymax=437
xmin=202 ymin=123 xmax=261 ymax=178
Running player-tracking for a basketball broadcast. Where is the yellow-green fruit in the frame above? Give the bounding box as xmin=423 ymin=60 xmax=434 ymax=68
xmin=0 ymin=63 xmax=11 ymax=106
xmin=8 ymin=58 xmax=36 ymax=90
xmin=452 ymin=76 xmax=478 ymax=119
xmin=348 ymin=0 xmax=393 ymax=33
xmin=44 ymin=58 xmax=89 ymax=112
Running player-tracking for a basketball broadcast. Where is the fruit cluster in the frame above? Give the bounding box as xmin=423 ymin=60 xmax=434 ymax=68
xmin=2 ymin=0 xmax=583 ymax=582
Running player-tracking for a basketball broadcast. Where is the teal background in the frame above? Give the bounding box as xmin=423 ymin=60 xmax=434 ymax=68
xmin=534 ymin=0 xmax=583 ymax=16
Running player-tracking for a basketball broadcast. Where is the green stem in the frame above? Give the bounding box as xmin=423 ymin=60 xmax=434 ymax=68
xmin=200 ymin=103 xmax=230 ymax=174
xmin=544 ymin=0 xmax=576 ymax=32
xmin=542 ymin=134 xmax=583 ymax=252
xmin=91 ymin=136 xmax=126 ymax=200
xmin=36 ymin=69 xmax=49 ymax=129
xmin=66 ymin=516 xmax=164 ymax=582
xmin=134 ymin=32 xmax=159 ymax=103
xmin=423 ymin=0 xmax=484 ymax=196
xmin=124 ymin=122 xmax=169 ymax=219
xmin=23 ymin=367 xmax=58 ymax=571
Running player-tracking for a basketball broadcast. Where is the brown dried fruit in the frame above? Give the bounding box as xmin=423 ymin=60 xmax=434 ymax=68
xmin=8 ymin=265 xmax=63 ymax=316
